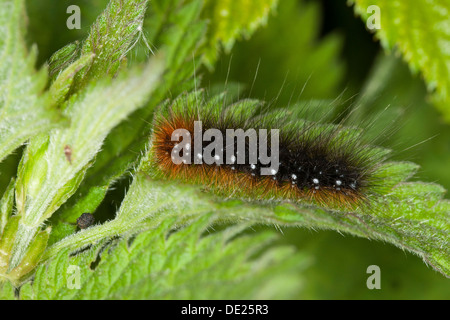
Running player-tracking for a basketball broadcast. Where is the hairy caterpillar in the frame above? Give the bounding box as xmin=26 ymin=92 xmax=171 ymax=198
xmin=147 ymin=91 xmax=390 ymax=210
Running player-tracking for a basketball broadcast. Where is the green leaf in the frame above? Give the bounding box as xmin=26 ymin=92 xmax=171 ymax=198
xmin=21 ymin=216 xmax=309 ymax=299
xmin=49 ymin=53 xmax=95 ymax=107
xmin=0 ymin=0 xmax=60 ymax=163
xmin=7 ymin=228 xmax=50 ymax=283
xmin=201 ymin=0 xmax=278 ymax=68
xmin=50 ymin=0 xmax=208 ymax=232
xmin=350 ymin=0 xmax=450 ymax=122
xmin=0 ymin=178 xmax=15 ymax=234
xmin=0 ymin=215 xmax=20 ymax=276
xmin=47 ymin=41 xmax=81 ymax=81
xmin=0 ymin=281 xmax=15 ymax=300
xmin=9 ymin=57 xmax=164 ymax=274
xmin=73 ymin=0 xmax=151 ymax=90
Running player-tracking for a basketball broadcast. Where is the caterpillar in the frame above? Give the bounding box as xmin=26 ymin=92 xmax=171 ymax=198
xmin=147 ymin=91 xmax=389 ymax=210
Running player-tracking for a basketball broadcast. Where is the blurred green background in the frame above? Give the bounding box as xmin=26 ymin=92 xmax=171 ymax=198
xmin=15 ymin=0 xmax=450 ymax=299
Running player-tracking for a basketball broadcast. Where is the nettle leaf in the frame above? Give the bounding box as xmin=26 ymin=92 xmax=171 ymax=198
xmin=8 ymin=58 xmax=163 ymax=273
xmin=0 ymin=0 xmax=60 ymax=163
xmin=0 ymin=178 xmax=15 ymax=234
xmin=19 ymin=216 xmax=308 ymax=300
xmin=49 ymin=53 xmax=95 ymax=107
xmin=50 ymin=0 xmax=208 ymax=234
xmin=73 ymin=0 xmax=150 ymax=89
xmin=47 ymin=41 xmax=81 ymax=82
xmin=201 ymin=0 xmax=278 ymax=68
xmin=3 ymin=0 xmax=164 ymax=279
xmin=0 ymin=281 xmax=15 ymax=299
xmin=349 ymin=0 xmax=450 ymax=122
xmin=46 ymin=0 xmax=150 ymax=96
